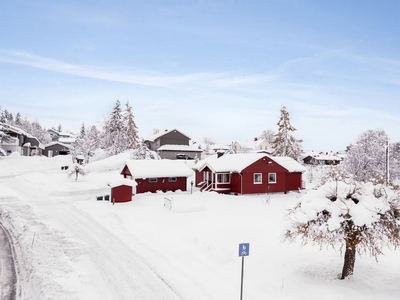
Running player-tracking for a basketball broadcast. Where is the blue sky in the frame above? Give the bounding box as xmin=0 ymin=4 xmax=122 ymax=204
xmin=1 ymin=0 xmax=400 ymax=151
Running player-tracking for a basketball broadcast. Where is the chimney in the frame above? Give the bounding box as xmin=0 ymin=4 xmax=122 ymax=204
xmin=254 ymin=137 xmax=258 ymax=142
xmin=217 ymin=150 xmax=224 ymax=158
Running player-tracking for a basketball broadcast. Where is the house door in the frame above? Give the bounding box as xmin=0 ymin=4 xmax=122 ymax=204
xmin=48 ymin=150 xmax=53 ymax=157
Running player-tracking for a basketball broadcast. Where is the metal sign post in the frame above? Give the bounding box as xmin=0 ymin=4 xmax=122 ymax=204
xmin=239 ymin=243 xmax=250 ymax=300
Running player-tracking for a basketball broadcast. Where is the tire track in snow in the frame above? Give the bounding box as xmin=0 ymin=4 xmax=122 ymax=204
xmin=0 ymin=223 xmax=18 ymax=300
xmin=46 ymin=203 xmax=184 ymax=300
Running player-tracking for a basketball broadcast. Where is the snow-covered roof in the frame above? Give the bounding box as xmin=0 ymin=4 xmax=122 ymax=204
xmin=199 ymin=153 xmax=306 ymax=173
xmin=122 ymin=159 xmax=193 ymax=178
xmin=270 ymin=157 xmax=307 ymax=173
xmin=314 ymin=155 xmax=342 ymax=161
xmin=157 ymin=144 xmax=202 ymax=152
xmin=210 ymin=143 xmax=230 ymax=151
xmin=109 ymin=178 xmax=138 ymax=188
xmin=144 ymin=129 xmax=191 ymax=142
xmin=203 ymin=153 xmax=268 ymax=173
xmin=59 ymin=137 xmax=76 ymax=144
xmin=45 ymin=142 xmax=70 ymax=148
xmin=192 ymin=154 xmax=218 ymax=170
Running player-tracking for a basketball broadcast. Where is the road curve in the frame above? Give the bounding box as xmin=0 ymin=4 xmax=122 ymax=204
xmin=0 ymin=223 xmax=17 ymax=300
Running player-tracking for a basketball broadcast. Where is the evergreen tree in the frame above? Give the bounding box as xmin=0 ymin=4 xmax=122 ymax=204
xmin=272 ymin=106 xmax=302 ymax=160
xmin=0 ymin=108 xmax=6 ymax=123
xmin=80 ymin=123 xmax=86 ymax=138
xmin=0 ymin=123 xmax=13 ymax=143
xmin=71 ymin=125 xmax=100 ymax=164
xmin=58 ymin=124 xmax=62 ymax=132
xmin=102 ymin=100 xmax=130 ymax=156
xmin=131 ymin=141 xmax=160 ymax=160
xmin=15 ymin=113 xmax=22 ymax=126
xmin=123 ymin=101 xmax=139 ymax=148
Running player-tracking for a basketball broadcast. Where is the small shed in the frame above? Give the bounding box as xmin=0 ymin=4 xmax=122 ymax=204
xmin=110 ymin=179 xmax=137 ymax=203
xmin=120 ymin=159 xmax=193 ymax=194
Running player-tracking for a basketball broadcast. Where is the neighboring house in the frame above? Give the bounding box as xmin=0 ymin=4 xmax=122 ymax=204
xmin=119 ymin=160 xmax=194 ymax=194
xmin=43 ymin=142 xmax=70 ymax=157
xmin=0 ymin=122 xmax=44 ymax=156
xmin=47 ymin=129 xmax=60 ymax=142
xmin=157 ymin=144 xmax=202 ymax=160
xmin=193 ymin=153 xmax=306 ymax=195
xmin=144 ymin=129 xmax=202 ymax=159
xmin=57 ymin=131 xmax=77 ymax=145
xmin=233 ymin=139 xmax=273 ymax=154
xmin=302 ymin=151 xmax=342 ymax=165
xmin=23 ymin=136 xmax=45 ymax=156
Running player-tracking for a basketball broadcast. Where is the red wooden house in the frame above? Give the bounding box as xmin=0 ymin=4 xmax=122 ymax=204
xmin=119 ymin=160 xmax=193 ymax=194
xmin=193 ymin=153 xmax=306 ymax=194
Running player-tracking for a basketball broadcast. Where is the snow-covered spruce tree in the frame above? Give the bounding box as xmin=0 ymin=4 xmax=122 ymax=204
xmin=102 ymin=100 xmax=130 ymax=156
xmin=123 ymin=101 xmax=139 ymax=149
xmin=285 ymin=168 xmax=400 ymax=279
xmin=0 ymin=123 xmax=13 ymax=144
xmin=70 ymin=125 xmax=100 ymax=164
xmin=80 ymin=122 xmax=85 ymax=139
xmin=131 ymin=141 xmax=160 ymax=160
xmin=15 ymin=113 xmax=22 ymax=126
xmin=343 ymin=129 xmax=388 ymax=182
xmin=272 ymin=106 xmax=302 ymax=160
xmin=0 ymin=108 xmax=6 ymax=123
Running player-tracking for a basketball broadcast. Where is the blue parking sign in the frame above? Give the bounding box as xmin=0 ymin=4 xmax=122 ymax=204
xmin=239 ymin=243 xmax=250 ymax=256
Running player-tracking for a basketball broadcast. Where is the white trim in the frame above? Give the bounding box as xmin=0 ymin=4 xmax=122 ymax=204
xmin=216 ymin=173 xmax=231 ymax=184
xmin=268 ymin=173 xmax=277 ymax=184
xmin=254 ymin=173 xmax=262 ymax=184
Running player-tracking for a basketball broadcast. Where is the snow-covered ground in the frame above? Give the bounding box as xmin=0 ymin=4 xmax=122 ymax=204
xmin=1 ymin=153 xmax=400 ymax=299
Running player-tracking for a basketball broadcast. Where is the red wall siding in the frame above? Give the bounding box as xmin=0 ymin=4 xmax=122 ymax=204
xmin=111 ymin=185 xmax=132 ymax=203
xmin=230 ymin=173 xmax=242 ymax=194
xmin=240 ymin=157 xmax=286 ymax=194
xmin=136 ymin=177 xmax=187 ymax=193
xmin=195 ymin=170 xmax=204 ymax=186
xmin=285 ymin=172 xmax=303 ymax=191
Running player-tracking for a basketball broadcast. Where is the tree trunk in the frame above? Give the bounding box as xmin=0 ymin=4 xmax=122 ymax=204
xmin=341 ymin=239 xmax=356 ymax=279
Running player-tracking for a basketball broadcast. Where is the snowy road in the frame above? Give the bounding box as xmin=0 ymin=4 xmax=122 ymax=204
xmin=1 ymin=171 xmax=183 ymax=300
xmin=0 ymin=223 xmax=17 ymax=300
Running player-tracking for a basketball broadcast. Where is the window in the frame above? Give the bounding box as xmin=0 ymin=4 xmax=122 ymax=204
xmin=254 ymin=173 xmax=262 ymax=184
xmin=268 ymin=173 xmax=276 ymax=183
xmin=168 ymin=177 xmax=177 ymax=182
xmin=149 ymin=178 xmax=158 ymax=183
xmin=217 ymin=173 xmax=230 ymax=184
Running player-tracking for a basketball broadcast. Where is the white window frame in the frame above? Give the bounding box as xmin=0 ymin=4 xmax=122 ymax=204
xmin=254 ymin=173 xmax=262 ymax=184
xmin=149 ymin=178 xmax=158 ymax=183
xmin=168 ymin=177 xmax=177 ymax=182
xmin=268 ymin=173 xmax=277 ymax=184
xmin=216 ymin=173 xmax=231 ymax=184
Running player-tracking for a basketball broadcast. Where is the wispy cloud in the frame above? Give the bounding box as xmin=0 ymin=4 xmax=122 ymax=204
xmin=0 ymin=49 xmax=219 ymax=88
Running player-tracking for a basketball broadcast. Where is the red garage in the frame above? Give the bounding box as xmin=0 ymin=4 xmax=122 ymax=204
xmin=194 ymin=153 xmax=306 ymax=194
xmin=119 ymin=159 xmax=193 ymax=194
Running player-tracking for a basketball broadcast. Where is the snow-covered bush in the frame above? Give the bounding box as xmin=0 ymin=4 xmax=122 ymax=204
xmin=285 ymin=174 xmax=400 ymax=279
xmin=68 ymin=163 xmax=86 ymax=181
